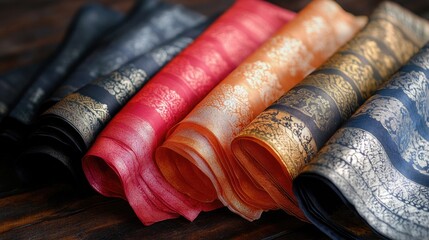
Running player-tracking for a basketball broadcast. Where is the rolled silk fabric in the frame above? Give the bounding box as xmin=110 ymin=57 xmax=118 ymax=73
xmin=83 ymin=0 xmax=295 ymax=225
xmin=1 ymin=4 xmax=124 ymax=144
xmin=0 ymin=64 xmax=40 ymax=123
xmin=16 ymin=19 xmax=213 ymax=184
xmin=156 ymin=0 xmax=366 ymax=221
xmin=232 ymin=0 xmax=429 ymax=221
xmin=46 ymin=1 xmax=205 ymax=106
xmin=294 ymin=43 xmax=429 ymax=240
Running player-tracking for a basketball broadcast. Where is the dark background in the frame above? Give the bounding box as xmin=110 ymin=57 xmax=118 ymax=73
xmin=0 ymin=0 xmax=428 ymax=239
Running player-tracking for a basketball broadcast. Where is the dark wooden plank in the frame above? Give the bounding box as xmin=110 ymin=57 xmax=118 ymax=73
xmin=0 ymin=184 xmax=327 ymax=239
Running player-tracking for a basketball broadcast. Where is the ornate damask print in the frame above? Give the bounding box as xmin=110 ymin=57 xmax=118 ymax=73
xmin=388 ymin=71 xmax=429 ymax=126
xmin=403 ymin=133 xmax=429 ymax=175
xmin=360 ymin=18 xmax=418 ymax=64
xmin=93 ymin=66 xmax=148 ymax=105
xmin=199 ymin=84 xmax=252 ymax=135
xmin=346 ymin=38 xmax=397 ymax=79
xmin=355 ymin=96 xmax=412 ymax=147
xmin=162 ymin=58 xmax=211 ymax=96
xmin=308 ymin=127 xmax=429 ymax=239
xmin=44 ymin=93 xmax=110 ymax=146
xmin=302 ymin=73 xmax=358 ymax=120
xmin=279 ymin=88 xmax=331 ymax=131
xmin=373 ymin=2 xmax=429 ymax=45
xmin=320 ymin=53 xmax=376 ymax=99
xmin=237 ymin=61 xmax=282 ymax=106
xmin=355 ymin=95 xmax=429 ymax=176
xmin=133 ymin=83 xmax=186 ymax=123
xmin=296 ymin=41 xmax=429 ymax=239
xmin=264 ymin=36 xmax=312 ymax=76
xmin=240 ymin=109 xmax=317 ymax=178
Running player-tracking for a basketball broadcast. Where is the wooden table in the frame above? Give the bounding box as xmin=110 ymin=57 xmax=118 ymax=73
xmin=0 ymin=0 xmax=428 ymax=239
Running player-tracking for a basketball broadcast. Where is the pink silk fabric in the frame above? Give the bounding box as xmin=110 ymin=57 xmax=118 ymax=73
xmin=82 ymin=0 xmax=295 ymax=225
xmin=155 ymin=0 xmax=367 ymax=221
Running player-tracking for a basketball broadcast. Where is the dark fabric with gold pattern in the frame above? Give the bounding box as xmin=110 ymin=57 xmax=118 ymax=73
xmin=16 ymin=19 xmax=212 ymax=185
xmin=45 ymin=1 xmax=206 ymax=106
xmin=237 ymin=1 xmax=429 ymax=181
xmin=295 ymin=42 xmax=429 ymax=240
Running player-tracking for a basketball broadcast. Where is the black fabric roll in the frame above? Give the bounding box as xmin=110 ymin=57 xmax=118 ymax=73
xmin=0 ymin=64 xmax=40 ymax=123
xmin=16 ymin=18 xmax=213 ymax=185
xmin=45 ymin=1 xmax=206 ymax=106
xmin=0 ymin=3 xmax=124 ymax=148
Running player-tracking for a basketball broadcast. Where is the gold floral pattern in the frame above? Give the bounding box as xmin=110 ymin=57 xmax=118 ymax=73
xmin=264 ymin=36 xmax=312 ymax=76
xmin=133 ymin=83 xmax=186 ymax=122
xmin=320 ymin=53 xmax=376 ymax=99
xmin=93 ymin=66 xmax=147 ymax=105
xmin=239 ymin=109 xmax=317 ymax=179
xmin=278 ymin=88 xmax=331 ymax=131
xmin=200 ymin=84 xmax=252 ymax=135
xmin=235 ymin=1 xmax=429 ymax=187
xmin=237 ymin=61 xmax=282 ymax=106
xmin=302 ymin=73 xmax=358 ymax=120
xmin=44 ymin=93 xmax=110 ymax=146
xmin=162 ymin=57 xmax=211 ymax=96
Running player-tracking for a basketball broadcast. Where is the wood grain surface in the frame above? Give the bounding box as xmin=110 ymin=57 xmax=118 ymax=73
xmin=0 ymin=0 xmax=428 ymax=239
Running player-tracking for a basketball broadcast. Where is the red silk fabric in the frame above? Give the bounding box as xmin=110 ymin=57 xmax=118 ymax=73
xmin=82 ymin=0 xmax=295 ymax=225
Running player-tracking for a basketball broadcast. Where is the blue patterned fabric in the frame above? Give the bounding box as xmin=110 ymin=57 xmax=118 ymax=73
xmin=294 ymin=43 xmax=429 ymax=239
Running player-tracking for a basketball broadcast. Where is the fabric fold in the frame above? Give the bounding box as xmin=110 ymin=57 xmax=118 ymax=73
xmin=0 ymin=3 xmax=124 ymax=147
xmin=45 ymin=1 xmax=205 ymax=105
xmin=231 ymin=0 xmax=429 ymax=222
xmin=0 ymin=64 xmax=40 ymax=123
xmin=16 ymin=18 xmax=213 ymax=184
xmin=82 ymin=0 xmax=295 ymax=225
xmin=155 ymin=0 xmax=366 ymax=221
xmin=294 ymin=42 xmax=429 ymax=240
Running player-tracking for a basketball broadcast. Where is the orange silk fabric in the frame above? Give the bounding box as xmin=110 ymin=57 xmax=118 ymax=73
xmin=156 ymin=0 xmax=367 ymax=221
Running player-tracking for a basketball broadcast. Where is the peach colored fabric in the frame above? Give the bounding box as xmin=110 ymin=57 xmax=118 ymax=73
xmin=156 ymin=0 xmax=367 ymax=221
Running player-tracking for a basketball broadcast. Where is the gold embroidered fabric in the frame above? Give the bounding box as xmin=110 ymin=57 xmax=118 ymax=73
xmin=155 ymin=0 xmax=366 ymax=221
xmin=231 ymin=1 xmax=429 ymax=220
xmin=294 ymin=43 xmax=429 ymax=240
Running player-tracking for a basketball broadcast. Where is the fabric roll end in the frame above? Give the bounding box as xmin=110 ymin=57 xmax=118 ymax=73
xmin=231 ymin=134 xmax=307 ymax=221
xmin=155 ymin=139 xmax=218 ymax=204
xmin=16 ymin=145 xmax=77 ymax=185
xmin=82 ymin=137 xmax=130 ymax=200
